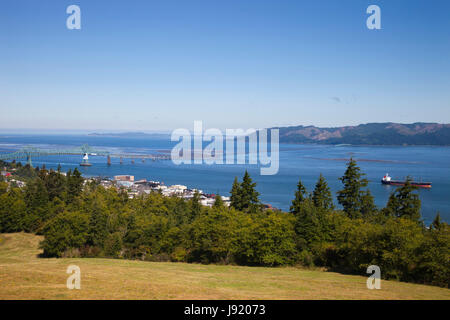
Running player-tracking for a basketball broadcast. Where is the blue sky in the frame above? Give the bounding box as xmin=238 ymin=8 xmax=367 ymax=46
xmin=0 ymin=0 xmax=449 ymax=131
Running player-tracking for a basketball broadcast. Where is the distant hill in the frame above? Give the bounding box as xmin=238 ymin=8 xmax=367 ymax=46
xmin=274 ymin=123 xmax=450 ymax=146
xmin=88 ymin=132 xmax=170 ymax=139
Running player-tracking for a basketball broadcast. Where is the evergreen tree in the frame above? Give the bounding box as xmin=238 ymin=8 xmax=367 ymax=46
xmin=213 ymin=194 xmax=225 ymax=209
xmin=290 ymin=178 xmax=308 ymax=215
xmin=104 ymin=232 xmax=123 ymax=258
xmin=0 ymin=181 xmax=7 ymax=196
xmin=0 ymin=188 xmax=26 ymax=233
xmin=66 ymin=168 xmax=84 ymax=203
xmin=360 ymin=189 xmax=377 ymax=218
xmin=40 ymin=211 xmax=90 ymax=257
xmin=293 ymin=198 xmax=331 ymax=247
xmin=311 ymin=174 xmax=334 ymax=210
xmin=190 ymin=190 xmax=202 ymax=219
xmin=239 ymin=171 xmax=260 ymax=213
xmin=385 ymin=178 xmax=421 ymax=221
xmin=88 ymin=201 xmax=109 ymax=247
xmin=230 ymin=177 xmax=242 ymax=210
xmin=44 ymin=170 xmax=66 ymax=201
xmin=38 ymin=165 xmax=48 ymax=181
xmin=337 ymin=158 xmax=375 ymax=219
xmin=431 ymin=212 xmax=442 ymax=230
xmin=23 ymin=178 xmax=49 ymax=232
xmin=24 ymin=178 xmax=49 ymax=212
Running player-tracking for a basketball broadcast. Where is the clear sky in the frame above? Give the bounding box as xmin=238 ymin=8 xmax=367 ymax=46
xmin=1 ymin=0 xmax=449 ymax=132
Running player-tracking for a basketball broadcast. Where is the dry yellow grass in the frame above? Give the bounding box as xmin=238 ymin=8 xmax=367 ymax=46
xmin=0 ymin=232 xmax=448 ymax=300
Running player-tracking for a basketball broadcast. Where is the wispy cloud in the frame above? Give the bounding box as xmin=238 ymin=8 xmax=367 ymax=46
xmin=330 ymin=97 xmax=341 ymax=103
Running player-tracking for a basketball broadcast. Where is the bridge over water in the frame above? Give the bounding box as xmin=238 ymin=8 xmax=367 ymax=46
xmin=0 ymin=144 xmax=171 ymax=166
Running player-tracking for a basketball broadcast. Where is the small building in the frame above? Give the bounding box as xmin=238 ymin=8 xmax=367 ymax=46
xmin=99 ymin=179 xmax=113 ymax=188
xmin=168 ymin=184 xmax=187 ymax=194
xmin=114 ymin=175 xmax=134 ymax=182
xmin=221 ymin=196 xmax=231 ymax=207
xmin=116 ymin=180 xmax=134 ymax=188
xmin=200 ymin=198 xmax=215 ymax=207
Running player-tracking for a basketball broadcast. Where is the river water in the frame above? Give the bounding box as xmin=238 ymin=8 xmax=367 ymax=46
xmin=1 ymin=134 xmax=449 ymax=224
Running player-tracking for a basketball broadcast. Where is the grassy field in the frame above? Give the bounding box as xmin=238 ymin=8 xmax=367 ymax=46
xmin=0 ymin=232 xmax=448 ymax=300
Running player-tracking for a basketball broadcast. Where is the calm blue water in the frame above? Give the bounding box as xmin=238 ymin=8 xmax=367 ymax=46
xmin=1 ymin=134 xmax=449 ymax=224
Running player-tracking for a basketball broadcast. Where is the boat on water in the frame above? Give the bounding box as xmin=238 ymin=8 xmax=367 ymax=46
xmin=80 ymin=153 xmax=92 ymax=167
xmin=381 ymin=173 xmax=431 ymax=188
xmin=80 ymin=162 xmax=92 ymax=167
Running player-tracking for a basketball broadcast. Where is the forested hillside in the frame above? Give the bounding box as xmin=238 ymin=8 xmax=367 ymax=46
xmin=276 ymin=123 xmax=450 ymax=145
xmin=0 ymin=159 xmax=448 ymax=288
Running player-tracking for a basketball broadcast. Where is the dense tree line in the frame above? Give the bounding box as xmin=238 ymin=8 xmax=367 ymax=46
xmin=0 ymin=160 xmax=448 ymax=287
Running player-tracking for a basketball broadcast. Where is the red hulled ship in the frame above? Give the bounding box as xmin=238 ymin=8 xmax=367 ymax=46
xmin=381 ymin=173 xmax=431 ymax=188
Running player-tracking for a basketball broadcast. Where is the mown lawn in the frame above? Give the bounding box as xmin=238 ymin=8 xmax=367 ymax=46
xmin=0 ymin=232 xmax=448 ymax=300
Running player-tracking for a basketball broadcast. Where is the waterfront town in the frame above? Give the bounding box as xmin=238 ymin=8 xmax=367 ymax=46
xmin=104 ymin=174 xmax=231 ymax=207
xmin=1 ymin=166 xmax=232 ymax=208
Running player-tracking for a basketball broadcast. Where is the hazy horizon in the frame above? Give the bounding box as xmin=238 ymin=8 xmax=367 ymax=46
xmin=1 ymin=120 xmax=450 ymax=135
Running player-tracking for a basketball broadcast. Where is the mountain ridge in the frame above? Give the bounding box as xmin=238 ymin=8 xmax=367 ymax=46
xmin=273 ymin=122 xmax=450 ymax=146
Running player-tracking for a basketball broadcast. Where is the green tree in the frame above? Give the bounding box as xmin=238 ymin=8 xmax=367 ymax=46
xmin=431 ymin=212 xmax=442 ymax=230
xmin=0 ymin=181 xmax=7 ymax=196
xmin=14 ymin=164 xmax=37 ymax=180
xmin=189 ymin=207 xmax=240 ymax=264
xmin=417 ymin=221 xmax=449 ymax=287
xmin=337 ymin=158 xmax=375 ymax=219
xmin=66 ymin=168 xmax=84 ymax=203
xmin=88 ymin=200 xmax=109 ymax=247
xmin=104 ymin=232 xmax=123 ymax=258
xmin=0 ymin=188 xmax=26 ymax=232
xmin=213 ymin=193 xmax=225 ymax=209
xmin=230 ymin=177 xmax=242 ymax=210
xmin=359 ymin=189 xmax=377 ymax=220
xmin=384 ymin=178 xmax=421 ymax=221
xmin=290 ymin=178 xmax=308 ymax=215
xmin=293 ymin=199 xmax=331 ymax=248
xmin=237 ymin=211 xmax=297 ymax=266
xmin=24 ymin=178 xmax=48 ymax=210
xmin=40 ymin=211 xmax=89 ymax=257
xmin=239 ymin=171 xmax=260 ymax=213
xmin=311 ymin=174 xmax=334 ymax=210
xmin=322 ymin=216 xmax=426 ymax=282
xmin=44 ymin=170 xmax=66 ymax=201
xmin=190 ymin=191 xmax=202 ymax=220
xmin=38 ymin=165 xmax=48 ymax=181
xmin=23 ymin=178 xmax=49 ymax=232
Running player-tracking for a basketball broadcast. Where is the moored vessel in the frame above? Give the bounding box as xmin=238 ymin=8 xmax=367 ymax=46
xmin=381 ymin=173 xmax=431 ymax=188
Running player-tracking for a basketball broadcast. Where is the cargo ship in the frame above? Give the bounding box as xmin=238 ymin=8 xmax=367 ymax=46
xmin=381 ymin=173 xmax=431 ymax=188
